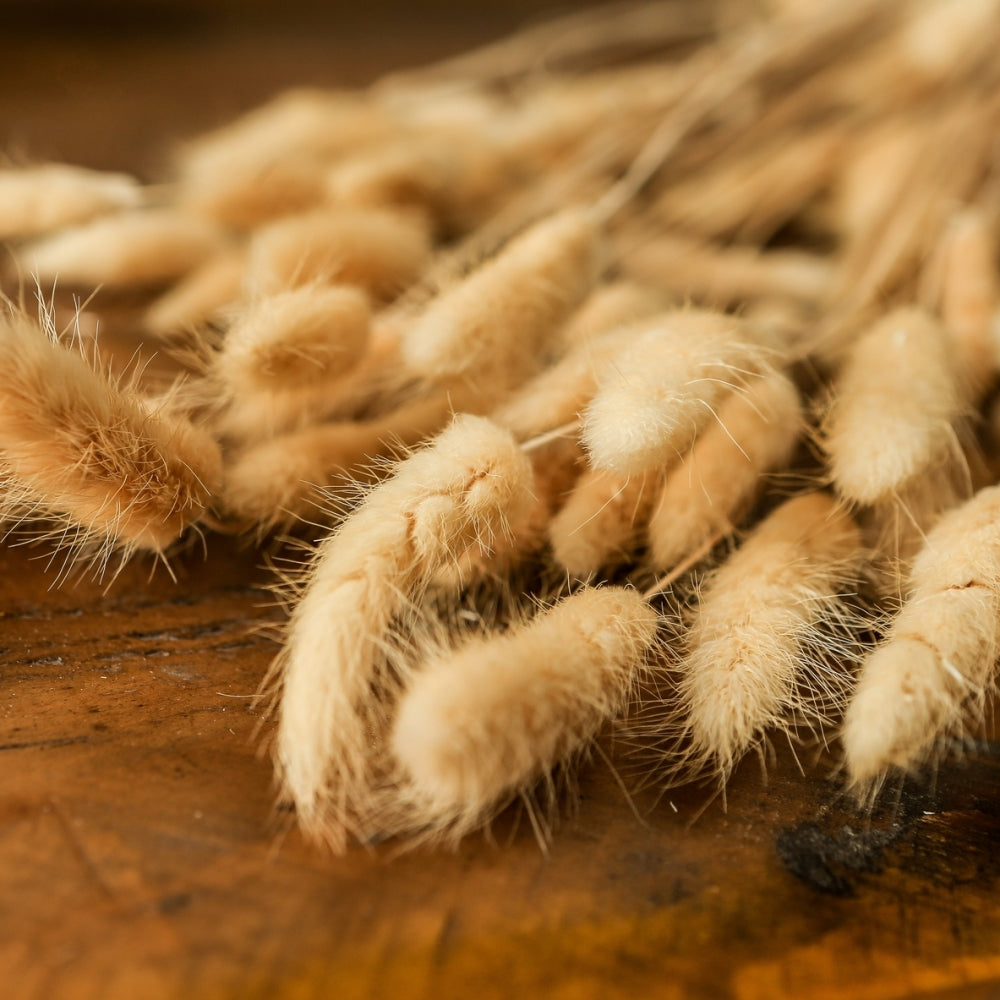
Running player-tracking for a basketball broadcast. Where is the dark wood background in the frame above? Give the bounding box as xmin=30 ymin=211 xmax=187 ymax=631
xmin=3 ymin=6 xmax=1000 ymax=998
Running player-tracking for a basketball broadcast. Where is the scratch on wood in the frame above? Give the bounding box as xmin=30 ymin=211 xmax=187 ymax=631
xmin=46 ymin=796 xmax=117 ymax=900
xmin=0 ymin=735 xmax=90 ymax=752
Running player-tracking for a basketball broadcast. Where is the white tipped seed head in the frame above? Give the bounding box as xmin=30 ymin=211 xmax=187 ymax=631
xmin=582 ymin=309 xmax=779 ymax=476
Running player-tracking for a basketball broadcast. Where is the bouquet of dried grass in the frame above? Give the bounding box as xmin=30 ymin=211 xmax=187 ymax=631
xmin=2 ymin=0 xmax=1000 ymax=850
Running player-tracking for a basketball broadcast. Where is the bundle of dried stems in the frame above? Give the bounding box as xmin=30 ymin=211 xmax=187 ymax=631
xmin=2 ymin=0 xmax=1000 ymax=850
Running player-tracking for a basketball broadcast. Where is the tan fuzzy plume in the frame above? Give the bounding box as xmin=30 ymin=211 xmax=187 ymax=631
xmin=178 ymin=157 xmax=327 ymax=229
xmin=325 ymin=131 xmax=514 ymax=234
xmin=582 ymin=309 xmax=781 ymax=477
xmin=216 ymin=285 xmax=371 ymax=398
xmin=672 ymin=492 xmax=862 ymax=780
xmin=175 ymin=88 xmax=395 ymax=191
xmin=401 ymin=207 xmax=603 ymax=400
xmin=555 ymin=280 xmax=669 ymax=351
xmin=843 ymin=483 xmax=1000 ymax=791
xmin=618 ymin=233 xmax=835 ymax=310
xmin=144 ymin=250 xmax=246 ymax=337
xmin=220 ymin=390 xmax=458 ymax=530
xmin=0 ymin=307 xmax=222 ymax=565
xmin=389 ymin=586 xmax=660 ymax=842
xmin=245 ymin=206 xmax=431 ymax=300
xmin=491 ymin=323 xmax=634 ymax=442
xmin=647 ymin=368 xmax=802 ymax=573
xmin=935 ymin=207 xmax=999 ymax=402
xmin=214 ymin=317 xmax=409 ymax=446
xmin=0 ymin=163 xmax=142 ymax=241
xmin=271 ymin=414 xmax=535 ymax=848
xmin=549 ymin=468 xmax=660 ymax=578
xmin=822 ymin=306 xmax=965 ymax=506
xmin=24 ymin=208 xmax=226 ymax=288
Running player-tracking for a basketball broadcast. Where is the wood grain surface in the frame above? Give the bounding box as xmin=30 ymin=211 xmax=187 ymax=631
xmin=2 ymin=11 xmax=1000 ymax=1000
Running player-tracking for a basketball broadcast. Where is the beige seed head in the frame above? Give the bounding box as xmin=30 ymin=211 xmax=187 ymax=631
xmin=390 ymin=586 xmax=659 ymax=838
xmin=0 ymin=309 xmax=222 ymax=559
xmin=823 ymin=306 xmax=964 ymax=506
xmin=0 ymin=163 xmax=142 ymax=241
xmin=582 ymin=309 xmax=781 ymax=477
xmin=246 ymin=206 xmax=432 ymax=300
xmin=273 ymin=414 xmax=534 ymax=847
xmin=401 ymin=207 xmax=603 ymax=399
xmin=648 ymin=368 xmax=802 ymax=573
xmin=24 ymin=209 xmax=225 ymax=288
xmin=843 ymin=484 xmax=1000 ymax=789
xmin=678 ymin=492 xmax=862 ymax=778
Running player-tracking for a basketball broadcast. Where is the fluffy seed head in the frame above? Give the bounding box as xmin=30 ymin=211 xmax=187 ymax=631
xmin=273 ymin=414 xmax=535 ymax=846
xmin=0 ymin=163 xmax=142 ymax=241
xmin=217 ymin=285 xmax=371 ymax=395
xmin=647 ymin=368 xmax=802 ymax=572
xmin=24 ymin=209 xmax=225 ymax=288
xmin=823 ymin=306 xmax=963 ymax=505
xmin=582 ymin=309 xmax=780 ymax=476
xmin=390 ymin=586 xmax=659 ymax=835
xmin=246 ymin=206 xmax=432 ymax=300
xmin=844 ymin=484 xmax=1000 ymax=789
xmin=678 ymin=492 xmax=861 ymax=777
xmin=0 ymin=310 xmax=222 ymax=558
xmin=144 ymin=250 xmax=245 ymax=337
xmin=401 ymin=207 xmax=602 ymax=397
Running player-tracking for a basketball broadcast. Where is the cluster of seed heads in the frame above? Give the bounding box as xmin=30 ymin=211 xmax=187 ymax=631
xmin=1 ymin=0 xmax=1000 ymax=849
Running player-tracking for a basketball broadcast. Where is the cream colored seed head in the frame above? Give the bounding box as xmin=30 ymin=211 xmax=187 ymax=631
xmin=401 ymin=207 xmax=603 ymax=396
xmin=679 ymin=492 xmax=861 ymax=778
xmin=0 ymin=163 xmax=142 ymax=241
xmin=648 ymin=368 xmax=802 ymax=573
xmin=390 ymin=586 xmax=659 ymax=835
xmin=178 ymin=157 xmax=327 ymax=229
xmin=24 ymin=208 xmax=225 ymax=288
xmin=325 ymin=129 xmax=513 ymax=233
xmin=619 ymin=233 xmax=835 ymax=308
xmin=274 ymin=414 xmax=534 ymax=846
xmin=938 ymin=207 xmax=999 ymax=401
xmin=843 ymin=587 xmax=998 ymax=788
xmin=582 ymin=309 xmax=779 ymax=477
xmin=220 ymin=391 xmax=456 ymax=529
xmin=555 ymin=280 xmax=670 ymax=351
xmin=144 ymin=249 xmax=246 ymax=337
xmin=823 ymin=306 xmax=963 ymax=506
xmin=843 ymin=484 xmax=1000 ymax=789
xmin=549 ymin=468 xmax=660 ymax=578
xmin=246 ymin=206 xmax=432 ymax=300
xmin=491 ymin=323 xmax=634 ymax=441
xmin=218 ymin=285 xmax=371 ymax=395
xmin=176 ymin=88 xmax=396 ymax=188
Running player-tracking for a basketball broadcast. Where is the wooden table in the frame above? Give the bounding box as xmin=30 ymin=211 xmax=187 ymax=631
xmin=2 ymin=10 xmax=1000 ymax=999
